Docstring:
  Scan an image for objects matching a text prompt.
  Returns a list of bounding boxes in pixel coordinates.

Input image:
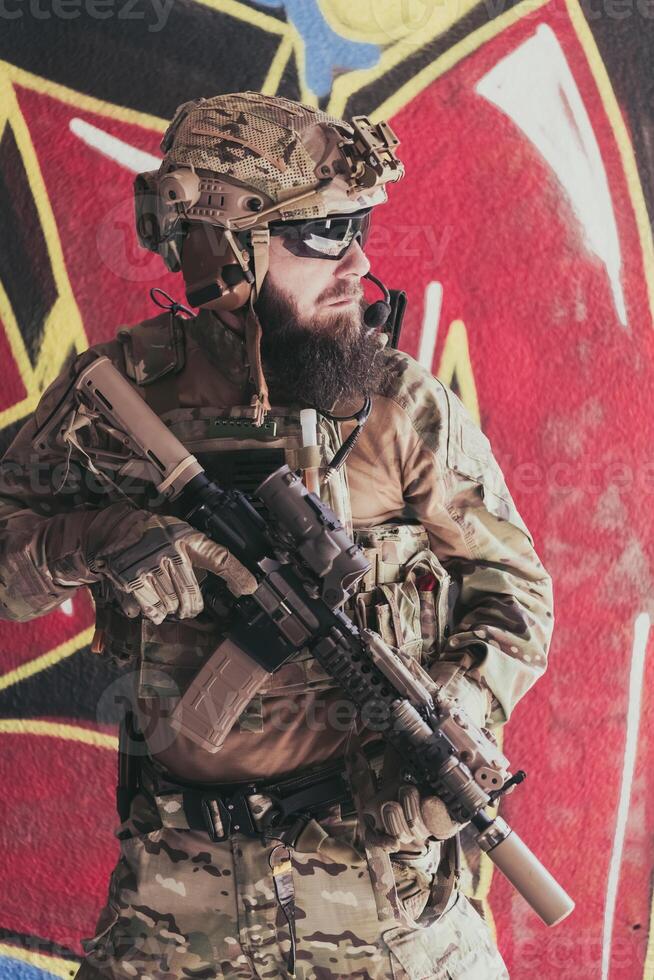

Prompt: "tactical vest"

[98,312,452,721]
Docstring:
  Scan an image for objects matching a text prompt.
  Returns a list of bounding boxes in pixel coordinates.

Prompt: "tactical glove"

[42,501,257,624]
[363,670,492,854]
[363,750,463,855]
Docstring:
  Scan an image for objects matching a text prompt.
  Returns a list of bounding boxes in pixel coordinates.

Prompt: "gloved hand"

[43,501,257,624]
[362,749,463,856]
[363,670,492,855]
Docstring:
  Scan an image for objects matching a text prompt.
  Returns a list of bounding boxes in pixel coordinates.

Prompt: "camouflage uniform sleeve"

[0,348,116,622]
[401,374,554,727]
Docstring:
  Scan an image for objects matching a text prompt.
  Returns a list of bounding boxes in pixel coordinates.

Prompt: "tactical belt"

[140,754,362,845]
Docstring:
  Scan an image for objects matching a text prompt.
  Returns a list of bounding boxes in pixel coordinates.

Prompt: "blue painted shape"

[254,0,379,98]
[0,954,76,980]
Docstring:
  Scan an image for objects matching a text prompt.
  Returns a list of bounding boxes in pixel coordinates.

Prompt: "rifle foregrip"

[171,637,271,753]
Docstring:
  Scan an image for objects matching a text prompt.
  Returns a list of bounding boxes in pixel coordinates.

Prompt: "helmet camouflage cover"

[135,92,405,272]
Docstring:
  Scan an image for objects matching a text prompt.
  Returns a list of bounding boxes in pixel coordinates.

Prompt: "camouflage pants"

[75,783,508,980]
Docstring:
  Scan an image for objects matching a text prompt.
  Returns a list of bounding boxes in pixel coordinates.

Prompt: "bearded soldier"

[0,93,554,979]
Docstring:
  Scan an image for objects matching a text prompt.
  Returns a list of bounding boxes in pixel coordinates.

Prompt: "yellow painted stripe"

[262,33,295,98]
[0,264,34,398]
[269,21,318,108]
[192,0,318,102]
[564,0,654,326]
[5,80,89,366]
[2,60,167,133]
[295,33,320,108]
[484,890,498,945]
[0,393,39,433]
[436,319,481,424]
[0,718,117,749]
[0,65,89,413]
[368,0,550,124]
[0,74,34,395]
[32,297,84,390]
[189,0,287,36]
[0,944,79,979]
[112,0,316,107]
[0,626,94,693]
[327,0,481,117]
[320,0,480,47]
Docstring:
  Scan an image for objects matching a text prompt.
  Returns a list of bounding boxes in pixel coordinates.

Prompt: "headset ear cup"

[161,236,183,274]
[134,172,162,252]
[185,272,251,312]
[180,224,253,311]
[222,264,246,287]
[136,212,161,250]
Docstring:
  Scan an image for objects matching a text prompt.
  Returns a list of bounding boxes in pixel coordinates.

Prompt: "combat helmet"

[134,92,404,421]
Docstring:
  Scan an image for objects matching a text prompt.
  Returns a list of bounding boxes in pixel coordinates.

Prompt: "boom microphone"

[363,271,392,327]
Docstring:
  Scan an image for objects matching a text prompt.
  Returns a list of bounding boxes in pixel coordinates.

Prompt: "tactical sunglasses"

[269,209,372,260]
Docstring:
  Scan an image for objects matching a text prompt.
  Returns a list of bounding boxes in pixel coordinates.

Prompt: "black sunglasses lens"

[272,212,372,259]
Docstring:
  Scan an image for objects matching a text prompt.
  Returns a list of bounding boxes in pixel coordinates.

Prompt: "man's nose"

[335,238,370,279]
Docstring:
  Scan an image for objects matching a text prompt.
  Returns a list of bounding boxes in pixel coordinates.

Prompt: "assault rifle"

[36,355,574,927]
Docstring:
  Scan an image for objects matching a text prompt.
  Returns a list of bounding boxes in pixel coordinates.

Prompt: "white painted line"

[601,611,651,980]
[476,24,627,327]
[69,118,161,173]
[417,281,443,370]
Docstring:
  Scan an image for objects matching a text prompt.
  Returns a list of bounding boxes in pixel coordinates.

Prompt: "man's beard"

[256,278,385,411]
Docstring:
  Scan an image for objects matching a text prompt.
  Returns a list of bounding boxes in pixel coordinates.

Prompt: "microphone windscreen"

[364,301,392,328]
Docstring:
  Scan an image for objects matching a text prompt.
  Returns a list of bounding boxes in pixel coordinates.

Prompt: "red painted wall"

[0,2,652,977]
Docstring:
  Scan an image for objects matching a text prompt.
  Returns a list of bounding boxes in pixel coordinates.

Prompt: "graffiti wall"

[0,1,653,977]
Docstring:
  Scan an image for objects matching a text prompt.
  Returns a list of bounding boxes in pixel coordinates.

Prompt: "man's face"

[265,232,371,330]
[256,235,385,411]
